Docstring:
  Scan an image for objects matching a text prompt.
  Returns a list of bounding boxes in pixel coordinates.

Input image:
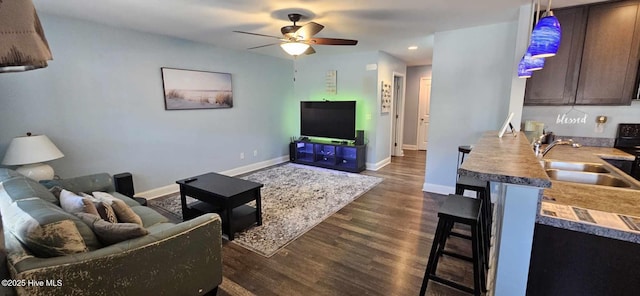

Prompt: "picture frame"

[381,81,391,113]
[161,67,233,110]
[498,112,515,138]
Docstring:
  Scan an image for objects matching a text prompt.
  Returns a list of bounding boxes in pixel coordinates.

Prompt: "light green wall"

[292,51,406,168]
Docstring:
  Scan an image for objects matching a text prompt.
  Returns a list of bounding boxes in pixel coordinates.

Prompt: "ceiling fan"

[233,13,358,56]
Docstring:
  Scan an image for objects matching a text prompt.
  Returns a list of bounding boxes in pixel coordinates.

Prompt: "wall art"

[161,67,233,110]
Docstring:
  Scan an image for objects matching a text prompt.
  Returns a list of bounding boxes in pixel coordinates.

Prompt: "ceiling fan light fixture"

[280,42,310,56]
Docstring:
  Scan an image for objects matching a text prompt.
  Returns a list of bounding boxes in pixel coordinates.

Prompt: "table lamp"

[2,133,64,181]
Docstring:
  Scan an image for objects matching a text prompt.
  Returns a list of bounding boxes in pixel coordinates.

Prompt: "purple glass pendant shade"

[529,14,562,58]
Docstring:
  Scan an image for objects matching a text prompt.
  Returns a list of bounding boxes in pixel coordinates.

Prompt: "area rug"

[151,163,383,257]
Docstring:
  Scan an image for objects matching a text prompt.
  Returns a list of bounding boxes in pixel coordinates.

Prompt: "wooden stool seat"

[457,175,488,189]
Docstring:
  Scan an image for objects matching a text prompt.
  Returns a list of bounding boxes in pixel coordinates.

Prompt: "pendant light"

[528,0,561,58]
[518,0,552,78]
[518,55,546,78]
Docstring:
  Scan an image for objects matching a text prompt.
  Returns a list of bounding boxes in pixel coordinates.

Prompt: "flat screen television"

[300,101,356,140]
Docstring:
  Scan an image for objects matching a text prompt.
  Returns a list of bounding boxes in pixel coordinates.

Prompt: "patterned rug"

[151,163,383,257]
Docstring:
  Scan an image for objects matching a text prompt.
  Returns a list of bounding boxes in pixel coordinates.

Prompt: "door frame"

[390,72,406,157]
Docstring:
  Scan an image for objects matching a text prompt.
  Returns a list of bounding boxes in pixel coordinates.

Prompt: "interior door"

[417,77,431,150]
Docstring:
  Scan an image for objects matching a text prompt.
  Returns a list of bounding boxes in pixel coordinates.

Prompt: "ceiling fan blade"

[304,46,316,55]
[294,22,324,40]
[233,30,282,40]
[247,43,279,50]
[308,38,358,45]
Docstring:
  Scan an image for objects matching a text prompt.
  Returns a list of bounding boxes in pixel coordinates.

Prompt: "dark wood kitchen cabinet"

[576,0,640,105]
[524,7,587,105]
[524,0,640,106]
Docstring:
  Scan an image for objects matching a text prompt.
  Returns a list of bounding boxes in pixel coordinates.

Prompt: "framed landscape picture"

[161,67,233,110]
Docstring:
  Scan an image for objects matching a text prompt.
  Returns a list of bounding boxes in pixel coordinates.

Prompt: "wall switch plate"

[253,150,258,157]
[240,152,244,159]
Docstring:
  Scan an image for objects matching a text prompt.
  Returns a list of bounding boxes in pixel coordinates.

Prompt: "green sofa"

[0,168,222,296]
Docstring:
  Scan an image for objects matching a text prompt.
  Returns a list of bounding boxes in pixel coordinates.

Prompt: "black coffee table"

[176,172,263,240]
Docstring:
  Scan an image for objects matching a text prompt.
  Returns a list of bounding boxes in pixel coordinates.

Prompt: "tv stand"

[290,139,366,173]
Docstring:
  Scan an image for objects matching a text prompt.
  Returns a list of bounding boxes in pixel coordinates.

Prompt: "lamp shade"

[2,134,64,166]
[529,13,561,59]
[280,42,310,56]
[0,0,53,73]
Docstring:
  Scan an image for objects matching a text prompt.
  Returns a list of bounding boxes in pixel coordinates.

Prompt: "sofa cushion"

[95,201,118,223]
[6,198,89,257]
[92,192,143,226]
[75,213,149,245]
[0,168,21,182]
[59,189,100,216]
[4,197,103,252]
[1,177,58,204]
[131,206,170,228]
[39,173,114,195]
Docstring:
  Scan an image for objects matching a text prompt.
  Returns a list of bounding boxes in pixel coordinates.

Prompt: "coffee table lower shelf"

[184,201,258,237]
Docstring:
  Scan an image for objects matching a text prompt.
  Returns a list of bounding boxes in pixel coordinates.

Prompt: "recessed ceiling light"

[408,46,418,50]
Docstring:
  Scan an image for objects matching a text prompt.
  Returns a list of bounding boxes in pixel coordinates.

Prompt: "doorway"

[417,77,431,150]
[391,73,406,157]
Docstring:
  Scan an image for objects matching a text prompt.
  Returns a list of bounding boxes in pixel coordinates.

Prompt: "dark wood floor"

[216,150,476,296]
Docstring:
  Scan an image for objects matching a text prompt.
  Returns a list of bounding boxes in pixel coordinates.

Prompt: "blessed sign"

[556,113,588,125]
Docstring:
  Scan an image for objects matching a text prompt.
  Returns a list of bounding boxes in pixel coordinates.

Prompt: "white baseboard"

[403,144,418,150]
[220,155,289,177]
[134,184,179,200]
[136,155,290,200]
[366,157,391,171]
[423,182,455,195]
[423,182,477,198]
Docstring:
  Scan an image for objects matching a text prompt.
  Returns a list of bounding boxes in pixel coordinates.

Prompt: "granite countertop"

[536,145,640,243]
[458,131,552,188]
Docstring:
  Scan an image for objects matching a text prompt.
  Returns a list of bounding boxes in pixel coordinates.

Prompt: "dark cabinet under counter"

[527,224,640,295]
[604,158,634,175]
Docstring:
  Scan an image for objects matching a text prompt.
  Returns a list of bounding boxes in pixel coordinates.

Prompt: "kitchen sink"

[545,169,632,188]
[541,160,610,173]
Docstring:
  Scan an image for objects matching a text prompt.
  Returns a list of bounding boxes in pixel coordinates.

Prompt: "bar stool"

[456,176,492,267]
[420,194,486,296]
[455,145,492,269]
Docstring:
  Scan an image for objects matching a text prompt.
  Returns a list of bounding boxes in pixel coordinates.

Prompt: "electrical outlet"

[240,152,244,159]
[253,150,258,157]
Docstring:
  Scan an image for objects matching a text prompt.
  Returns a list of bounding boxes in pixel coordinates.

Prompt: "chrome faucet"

[539,138,582,157]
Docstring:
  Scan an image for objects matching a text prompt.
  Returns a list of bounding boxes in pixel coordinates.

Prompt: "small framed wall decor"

[381,81,391,113]
[326,70,337,95]
[161,67,233,110]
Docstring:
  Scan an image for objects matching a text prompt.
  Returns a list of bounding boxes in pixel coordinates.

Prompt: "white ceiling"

[32,0,606,66]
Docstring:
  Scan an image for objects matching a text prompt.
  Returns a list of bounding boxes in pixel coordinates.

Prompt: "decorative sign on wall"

[381,81,391,113]
[325,70,337,95]
[556,107,588,124]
